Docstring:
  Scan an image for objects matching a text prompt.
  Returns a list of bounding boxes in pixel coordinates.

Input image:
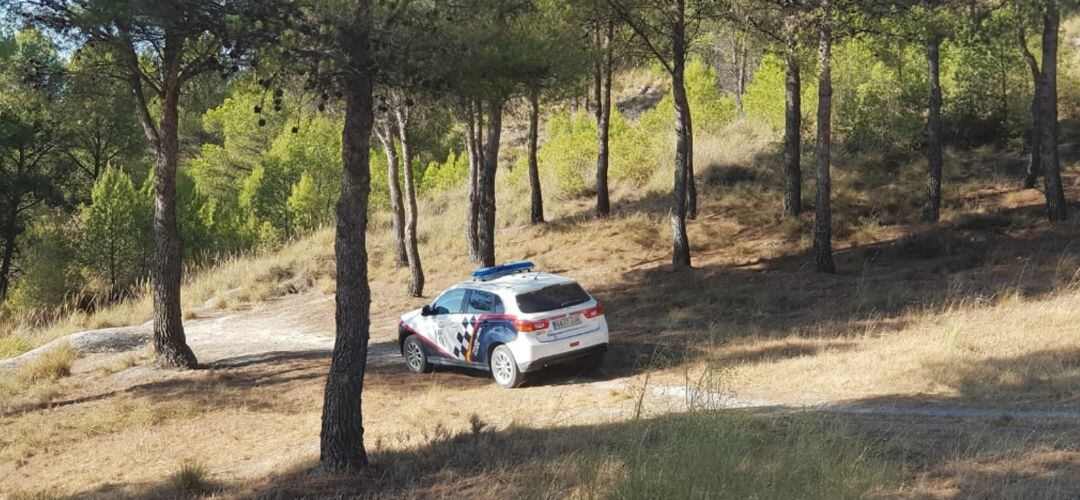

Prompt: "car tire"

[403,335,431,373]
[490,345,524,389]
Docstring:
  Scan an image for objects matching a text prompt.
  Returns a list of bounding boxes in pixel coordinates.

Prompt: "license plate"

[551,315,582,330]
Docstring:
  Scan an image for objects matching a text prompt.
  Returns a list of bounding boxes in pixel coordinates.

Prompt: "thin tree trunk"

[671,2,692,267]
[528,89,544,224]
[465,99,482,263]
[320,10,375,471]
[733,36,745,114]
[814,1,836,274]
[1040,0,1068,221]
[395,106,424,297]
[783,50,802,217]
[1018,7,1043,189]
[685,133,697,220]
[922,35,944,223]
[377,123,407,267]
[594,24,603,124]
[477,98,503,267]
[0,206,16,301]
[596,20,614,218]
[1026,83,1043,188]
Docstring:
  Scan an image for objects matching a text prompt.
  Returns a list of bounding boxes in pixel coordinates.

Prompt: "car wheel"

[490,345,524,389]
[403,335,430,373]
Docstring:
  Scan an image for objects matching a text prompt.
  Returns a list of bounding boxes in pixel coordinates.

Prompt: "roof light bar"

[472,261,535,281]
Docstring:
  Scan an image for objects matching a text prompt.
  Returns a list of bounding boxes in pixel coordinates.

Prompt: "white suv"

[398,262,609,388]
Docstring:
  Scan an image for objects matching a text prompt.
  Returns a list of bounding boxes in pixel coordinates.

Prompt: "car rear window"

[516,283,591,313]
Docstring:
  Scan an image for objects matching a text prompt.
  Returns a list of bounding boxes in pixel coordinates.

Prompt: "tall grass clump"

[602,412,898,500]
[170,459,213,496]
[17,341,78,383]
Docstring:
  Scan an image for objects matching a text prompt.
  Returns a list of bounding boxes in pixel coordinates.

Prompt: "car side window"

[432,289,467,315]
[465,290,504,314]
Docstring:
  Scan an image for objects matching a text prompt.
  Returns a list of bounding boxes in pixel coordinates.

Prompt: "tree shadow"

[63,404,1080,499]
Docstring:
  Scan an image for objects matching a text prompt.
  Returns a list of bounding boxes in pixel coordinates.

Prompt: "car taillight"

[584,302,604,319]
[514,319,550,332]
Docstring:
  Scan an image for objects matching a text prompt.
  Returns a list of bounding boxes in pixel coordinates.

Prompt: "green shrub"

[594,412,896,500]
[420,150,469,195]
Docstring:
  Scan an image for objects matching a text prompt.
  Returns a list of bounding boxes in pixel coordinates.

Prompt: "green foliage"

[832,39,926,151]
[239,161,297,242]
[79,166,152,295]
[744,54,819,133]
[287,171,324,233]
[7,209,83,310]
[642,58,738,136]
[268,114,341,218]
[538,111,598,198]
[419,150,469,195]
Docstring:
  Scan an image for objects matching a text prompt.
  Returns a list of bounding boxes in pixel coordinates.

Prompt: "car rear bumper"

[519,343,607,373]
[505,318,608,373]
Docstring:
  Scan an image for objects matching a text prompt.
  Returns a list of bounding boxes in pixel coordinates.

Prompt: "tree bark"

[1026,82,1043,188]
[1040,0,1068,221]
[320,5,375,471]
[0,204,17,302]
[465,100,483,263]
[1018,8,1043,190]
[813,1,835,274]
[477,98,503,267]
[376,122,407,267]
[528,89,544,224]
[126,33,196,369]
[593,24,603,124]
[395,105,424,297]
[922,35,944,223]
[596,20,614,218]
[671,2,692,267]
[783,50,802,217]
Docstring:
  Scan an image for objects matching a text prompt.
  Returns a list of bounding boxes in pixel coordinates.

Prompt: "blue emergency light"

[472,261,535,281]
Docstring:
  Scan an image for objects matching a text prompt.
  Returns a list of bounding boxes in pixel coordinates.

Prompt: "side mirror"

[421,304,434,316]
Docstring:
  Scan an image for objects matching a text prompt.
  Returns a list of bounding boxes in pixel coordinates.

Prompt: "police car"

[398,261,608,388]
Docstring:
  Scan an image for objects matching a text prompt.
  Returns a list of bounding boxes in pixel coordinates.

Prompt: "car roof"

[451,271,577,296]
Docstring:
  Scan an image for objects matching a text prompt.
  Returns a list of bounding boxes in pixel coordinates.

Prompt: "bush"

[420,150,469,195]
[18,341,77,383]
[705,164,758,187]
[170,459,212,495]
[7,209,83,310]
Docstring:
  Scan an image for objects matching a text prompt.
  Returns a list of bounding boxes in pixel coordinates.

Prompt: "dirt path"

[7,291,1079,423]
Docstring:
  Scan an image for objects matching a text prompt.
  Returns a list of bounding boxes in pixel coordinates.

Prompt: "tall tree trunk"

[922,35,944,223]
[477,98,503,267]
[814,1,836,274]
[465,99,483,263]
[1018,7,1043,189]
[0,205,16,302]
[594,24,603,124]
[395,106,424,297]
[1040,0,1068,221]
[596,20,614,218]
[671,3,692,267]
[131,33,196,369]
[1026,82,1043,188]
[320,11,375,471]
[685,135,697,220]
[783,49,802,217]
[733,36,746,114]
[528,89,544,224]
[377,123,407,267]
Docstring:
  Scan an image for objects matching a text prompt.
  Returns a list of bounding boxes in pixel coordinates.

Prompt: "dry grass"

[3,96,1080,497]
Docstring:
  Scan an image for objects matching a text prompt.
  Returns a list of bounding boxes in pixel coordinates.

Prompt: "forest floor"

[4,125,1080,497]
